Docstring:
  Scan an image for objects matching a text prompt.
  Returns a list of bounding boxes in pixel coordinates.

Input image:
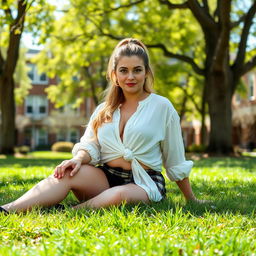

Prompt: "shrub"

[186,144,207,153]
[14,145,30,154]
[51,141,74,152]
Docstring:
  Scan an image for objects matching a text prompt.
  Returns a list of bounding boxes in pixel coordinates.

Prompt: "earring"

[116,80,119,86]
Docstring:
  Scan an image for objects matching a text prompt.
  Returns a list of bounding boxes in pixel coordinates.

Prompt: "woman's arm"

[175,178,196,201]
[54,150,91,179]
[176,178,209,203]
[73,149,91,164]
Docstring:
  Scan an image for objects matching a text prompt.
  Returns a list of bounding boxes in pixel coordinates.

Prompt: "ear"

[111,70,119,86]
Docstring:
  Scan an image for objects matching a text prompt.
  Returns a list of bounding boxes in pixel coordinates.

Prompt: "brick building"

[13,50,256,151]
[15,49,95,150]
[232,71,256,150]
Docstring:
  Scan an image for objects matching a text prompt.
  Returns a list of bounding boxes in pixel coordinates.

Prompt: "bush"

[14,145,30,154]
[186,144,207,153]
[51,141,74,152]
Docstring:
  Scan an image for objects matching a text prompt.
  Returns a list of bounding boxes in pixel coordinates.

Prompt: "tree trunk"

[0,0,27,154]
[200,83,207,145]
[206,70,234,155]
[0,75,15,154]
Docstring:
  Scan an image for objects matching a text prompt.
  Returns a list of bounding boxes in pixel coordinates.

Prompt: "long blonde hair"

[92,38,154,135]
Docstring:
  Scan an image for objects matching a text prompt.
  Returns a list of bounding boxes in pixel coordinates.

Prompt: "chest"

[119,105,138,141]
[97,104,165,146]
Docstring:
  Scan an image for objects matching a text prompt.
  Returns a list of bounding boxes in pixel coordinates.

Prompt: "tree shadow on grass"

[100,177,256,218]
[1,182,255,217]
[192,156,256,171]
[1,175,255,216]
[0,175,76,207]
[0,157,65,168]
[151,179,256,217]
[1,156,256,217]
[0,175,48,206]
[0,175,43,188]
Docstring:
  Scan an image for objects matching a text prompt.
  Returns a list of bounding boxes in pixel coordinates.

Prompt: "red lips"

[126,83,136,87]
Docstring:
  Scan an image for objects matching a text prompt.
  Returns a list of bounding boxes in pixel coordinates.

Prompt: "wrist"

[185,195,196,201]
[73,150,91,164]
[73,156,83,162]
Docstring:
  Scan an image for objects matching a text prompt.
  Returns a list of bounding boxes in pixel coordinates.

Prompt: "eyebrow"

[118,66,143,69]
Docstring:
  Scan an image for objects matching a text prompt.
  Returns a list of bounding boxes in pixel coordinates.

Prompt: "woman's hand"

[54,158,82,179]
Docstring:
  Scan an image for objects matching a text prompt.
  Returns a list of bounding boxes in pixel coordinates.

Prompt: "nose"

[127,72,135,80]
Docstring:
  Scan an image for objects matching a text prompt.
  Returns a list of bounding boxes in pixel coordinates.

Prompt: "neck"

[123,91,150,104]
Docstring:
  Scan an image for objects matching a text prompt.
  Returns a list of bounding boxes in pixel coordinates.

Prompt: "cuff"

[166,160,193,181]
[72,143,100,165]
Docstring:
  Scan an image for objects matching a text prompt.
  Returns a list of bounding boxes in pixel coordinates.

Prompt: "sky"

[21,0,67,50]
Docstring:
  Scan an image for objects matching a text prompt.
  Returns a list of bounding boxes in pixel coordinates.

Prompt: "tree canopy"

[1,0,256,154]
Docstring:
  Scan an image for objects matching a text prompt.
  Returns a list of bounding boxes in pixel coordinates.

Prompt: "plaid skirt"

[98,164,166,198]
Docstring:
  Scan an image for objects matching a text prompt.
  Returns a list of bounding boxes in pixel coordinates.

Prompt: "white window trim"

[28,63,48,85]
[25,95,48,119]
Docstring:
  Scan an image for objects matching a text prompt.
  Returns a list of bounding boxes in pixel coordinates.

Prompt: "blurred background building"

[13,50,256,151]
[15,49,95,150]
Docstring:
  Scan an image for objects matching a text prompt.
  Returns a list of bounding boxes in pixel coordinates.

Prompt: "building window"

[57,130,66,142]
[36,128,48,145]
[69,129,78,143]
[27,63,48,85]
[39,106,46,114]
[57,104,80,115]
[25,95,48,119]
[26,106,33,113]
[28,64,35,81]
[24,128,32,146]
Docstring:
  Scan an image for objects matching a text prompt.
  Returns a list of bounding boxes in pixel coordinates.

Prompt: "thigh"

[110,183,150,204]
[68,164,110,202]
[82,183,149,208]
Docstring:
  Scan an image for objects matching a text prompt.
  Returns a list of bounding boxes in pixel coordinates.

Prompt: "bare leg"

[2,165,109,212]
[74,183,149,209]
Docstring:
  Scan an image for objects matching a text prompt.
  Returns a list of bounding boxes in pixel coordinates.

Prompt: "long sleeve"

[160,110,193,181]
[72,104,104,165]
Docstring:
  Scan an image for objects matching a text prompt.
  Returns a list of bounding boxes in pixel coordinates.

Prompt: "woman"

[1,38,201,213]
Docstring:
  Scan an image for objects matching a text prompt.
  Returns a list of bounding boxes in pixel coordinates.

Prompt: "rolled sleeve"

[71,104,104,165]
[165,160,193,181]
[72,141,100,166]
[161,110,193,181]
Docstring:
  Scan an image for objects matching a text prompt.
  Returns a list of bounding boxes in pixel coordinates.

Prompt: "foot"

[0,206,9,214]
[43,204,66,213]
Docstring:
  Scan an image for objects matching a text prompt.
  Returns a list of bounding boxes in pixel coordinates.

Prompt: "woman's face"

[115,55,147,97]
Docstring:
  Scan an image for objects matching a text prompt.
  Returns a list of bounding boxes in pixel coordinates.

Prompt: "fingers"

[53,159,81,179]
[70,163,80,177]
[54,160,72,179]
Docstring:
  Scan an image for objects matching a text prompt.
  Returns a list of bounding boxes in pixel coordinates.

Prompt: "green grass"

[0,152,256,255]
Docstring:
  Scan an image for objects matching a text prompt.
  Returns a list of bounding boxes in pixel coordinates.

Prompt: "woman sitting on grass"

[1,38,202,214]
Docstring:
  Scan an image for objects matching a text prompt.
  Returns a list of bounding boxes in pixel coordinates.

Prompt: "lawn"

[0,152,255,255]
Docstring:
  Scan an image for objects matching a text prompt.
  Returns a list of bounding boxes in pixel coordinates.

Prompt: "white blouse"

[72,93,193,202]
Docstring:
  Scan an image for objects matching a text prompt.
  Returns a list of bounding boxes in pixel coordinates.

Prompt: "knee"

[111,186,130,203]
[49,170,73,182]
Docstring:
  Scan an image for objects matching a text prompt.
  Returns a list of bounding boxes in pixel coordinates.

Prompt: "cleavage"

[119,105,138,142]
